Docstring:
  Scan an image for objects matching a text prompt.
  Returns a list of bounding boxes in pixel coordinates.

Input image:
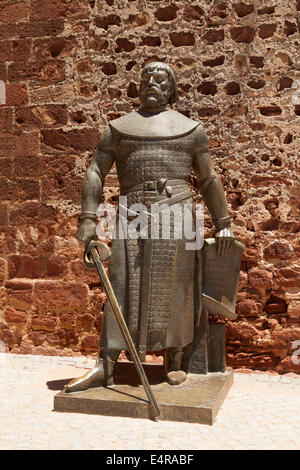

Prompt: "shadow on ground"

[46,362,166,391]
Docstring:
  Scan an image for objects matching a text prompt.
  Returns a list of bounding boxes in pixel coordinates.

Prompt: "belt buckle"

[144,181,156,192]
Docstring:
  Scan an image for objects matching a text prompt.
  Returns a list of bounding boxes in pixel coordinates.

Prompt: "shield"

[201,238,245,320]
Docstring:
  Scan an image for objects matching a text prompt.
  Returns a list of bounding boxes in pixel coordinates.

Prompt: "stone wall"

[0,0,299,373]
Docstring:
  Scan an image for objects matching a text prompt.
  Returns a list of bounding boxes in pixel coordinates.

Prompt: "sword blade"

[89,244,160,418]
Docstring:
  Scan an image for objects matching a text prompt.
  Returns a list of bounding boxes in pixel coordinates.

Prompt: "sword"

[84,239,160,419]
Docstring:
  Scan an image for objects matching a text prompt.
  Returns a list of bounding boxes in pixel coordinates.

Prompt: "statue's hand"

[76,219,97,245]
[215,226,235,256]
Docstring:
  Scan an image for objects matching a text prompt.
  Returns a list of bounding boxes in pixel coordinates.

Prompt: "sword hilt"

[84,240,111,268]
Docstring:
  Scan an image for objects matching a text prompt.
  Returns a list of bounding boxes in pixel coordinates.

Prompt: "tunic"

[99,114,203,353]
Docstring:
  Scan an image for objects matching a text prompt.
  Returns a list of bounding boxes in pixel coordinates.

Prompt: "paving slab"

[0,353,299,450]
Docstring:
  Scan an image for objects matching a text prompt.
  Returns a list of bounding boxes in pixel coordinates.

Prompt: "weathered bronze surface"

[83,240,160,418]
[55,364,233,425]
[64,62,240,404]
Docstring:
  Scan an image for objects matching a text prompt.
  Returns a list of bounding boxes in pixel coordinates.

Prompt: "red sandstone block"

[15,104,68,129]
[0,324,21,348]
[76,313,95,332]
[13,155,41,178]
[4,306,27,323]
[70,259,100,284]
[8,255,47,279]
[183,5,204,21]
[10,202,58,226]
[0,39,31,63]
[46,255,69,278]
[242,247,261,262]
[236,299,260,317]
[0,227,17,255]
[28,331,47,346]
[41,128,99,152]
[259,23,277,39]
[5,279,33,309]
[170,32,195,47]
[30,0,89,21]
[4,84,28,106]
[41,176,82,204]
[8,60,66,86]
[264,241,294,260]
[43,329,79,348]
[0,24,17,41]
[0,108,13,130]
[0,41,12,63]
[275,266,300,288]
[202,29,224,44]
[89,290,106,314]
[127,12,149,28]
[59,313,76,330]
[0,1,28,24]
[18,19,65,38]
[18,235,55,258]
[29,0,66,21]
[76,58,93,75]
[80,333,99,350]
[227,321,262,340]
[94,14,121,30]
[233,2,254,17]
[226,353,277,370]
[154,5,178,22]
[43,330,66,347]
[230,26,255,43]
[248,269,273,288]
[33,37,78,60]
[0,205,8,225]
[272,328,300,342]
[0,64,6,82]
[31,316,57,332]
[0,158,13,177]
[0,132,40,157]
[0,258,6,281]
[287,301,300,317]
[40,155,76,178]
[8,253,68,279]
[280,356,300,374]
[34,281,88,310]
[0,179,40,201]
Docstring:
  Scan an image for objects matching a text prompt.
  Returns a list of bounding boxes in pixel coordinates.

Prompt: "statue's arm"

[76,126,116,244]
[192,126,234,255]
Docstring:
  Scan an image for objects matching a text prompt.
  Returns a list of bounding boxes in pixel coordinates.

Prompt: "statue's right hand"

[76,219,97,245]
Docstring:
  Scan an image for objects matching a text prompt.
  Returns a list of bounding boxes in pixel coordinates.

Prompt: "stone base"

[53,363,233,425]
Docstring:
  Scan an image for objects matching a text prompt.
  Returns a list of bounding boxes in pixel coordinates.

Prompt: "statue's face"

[139,66,173,110]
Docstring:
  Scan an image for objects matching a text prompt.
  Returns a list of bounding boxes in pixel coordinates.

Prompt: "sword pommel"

[84,240,111,268]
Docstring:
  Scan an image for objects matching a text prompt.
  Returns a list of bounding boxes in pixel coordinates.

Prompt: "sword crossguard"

[84,240,111,268]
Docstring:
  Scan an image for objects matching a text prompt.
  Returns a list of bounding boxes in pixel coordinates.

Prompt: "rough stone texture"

[0,0,299,373]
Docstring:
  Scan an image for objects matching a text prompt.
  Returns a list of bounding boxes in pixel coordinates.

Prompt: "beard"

[140,87,168,108]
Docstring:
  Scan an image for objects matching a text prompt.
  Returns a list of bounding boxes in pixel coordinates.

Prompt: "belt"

[121,178,189,197]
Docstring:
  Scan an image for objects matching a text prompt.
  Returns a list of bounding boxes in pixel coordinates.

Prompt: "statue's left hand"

[215,226,235,256]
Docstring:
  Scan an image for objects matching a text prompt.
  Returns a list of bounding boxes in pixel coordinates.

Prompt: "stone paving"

[0,353,299,450]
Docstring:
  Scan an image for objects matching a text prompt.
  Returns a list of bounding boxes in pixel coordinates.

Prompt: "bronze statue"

[65,62,235,393]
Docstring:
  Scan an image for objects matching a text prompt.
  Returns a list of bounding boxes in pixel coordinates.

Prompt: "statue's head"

[139,62,179,111]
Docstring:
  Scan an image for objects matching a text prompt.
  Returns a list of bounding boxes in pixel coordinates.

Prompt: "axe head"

[201,238,245,319]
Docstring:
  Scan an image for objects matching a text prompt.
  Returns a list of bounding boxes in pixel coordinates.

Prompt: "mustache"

[140,86,160,96]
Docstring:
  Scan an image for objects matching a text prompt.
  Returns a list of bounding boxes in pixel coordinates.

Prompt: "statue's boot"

[165,348,186,386]
[64,350,119,393]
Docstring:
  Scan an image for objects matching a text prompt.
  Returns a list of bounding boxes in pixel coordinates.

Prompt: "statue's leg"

[165,347,187,385]
[64,349,120,393]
